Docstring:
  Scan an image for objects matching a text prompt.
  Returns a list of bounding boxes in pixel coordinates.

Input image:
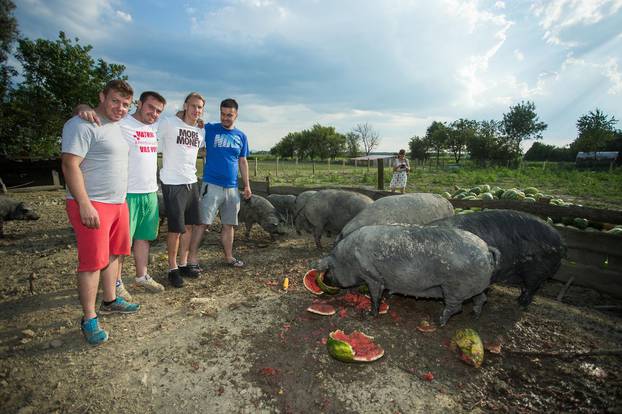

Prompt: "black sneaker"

[179,264,201,279]
[168,269,184,288]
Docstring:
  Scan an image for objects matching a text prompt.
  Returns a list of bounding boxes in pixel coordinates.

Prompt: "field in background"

[228,158,622,209]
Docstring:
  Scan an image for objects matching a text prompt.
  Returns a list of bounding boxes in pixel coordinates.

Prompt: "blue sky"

[12,0,622,152]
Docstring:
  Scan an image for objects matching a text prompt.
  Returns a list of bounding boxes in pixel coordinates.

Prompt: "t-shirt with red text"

[157,116,205,185]
[120,115,159,193]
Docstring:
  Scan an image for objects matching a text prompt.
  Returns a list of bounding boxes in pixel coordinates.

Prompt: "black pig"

[431,210,565,306]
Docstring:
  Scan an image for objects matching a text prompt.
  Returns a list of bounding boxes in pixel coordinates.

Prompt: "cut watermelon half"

[327,330,384,362]
[303,269,323,295]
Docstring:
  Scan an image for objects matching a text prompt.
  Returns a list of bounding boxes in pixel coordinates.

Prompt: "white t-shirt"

[120,115,159,193]
[158,116,205,185]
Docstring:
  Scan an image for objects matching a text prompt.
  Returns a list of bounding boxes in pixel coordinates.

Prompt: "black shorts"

[161,183,201,233]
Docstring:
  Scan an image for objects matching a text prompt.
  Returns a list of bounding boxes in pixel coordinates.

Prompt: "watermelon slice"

[327,330,384,362]
[303,269,323,295]
[306,303,336,316]
[341,292,389,314]
[416,320,437,333]
[316,272,340,295]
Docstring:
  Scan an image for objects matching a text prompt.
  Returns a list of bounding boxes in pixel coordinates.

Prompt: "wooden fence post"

[328,158,331,172]
[254,157,258,176]
[266,175,271,194]
[276,157,279,177]
[342,159,346,171]
[377,158,384,190]
[312,161,316,175]
[52,170,61,187]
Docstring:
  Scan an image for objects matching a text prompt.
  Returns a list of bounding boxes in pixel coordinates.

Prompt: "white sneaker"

[134,276,165,293]
[115,282,133,302]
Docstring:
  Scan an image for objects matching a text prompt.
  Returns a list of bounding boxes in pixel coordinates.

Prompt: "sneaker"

[135,276,165,293]
[179,264,201,278]
[81,316,108,346]
[116,282,133,302]
[99,297,140,314]
[168,268,184,288]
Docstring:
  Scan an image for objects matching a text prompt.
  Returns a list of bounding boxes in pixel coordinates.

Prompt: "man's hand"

[75,104,101,126]
[79,201,100,229]
[243,186,252,200]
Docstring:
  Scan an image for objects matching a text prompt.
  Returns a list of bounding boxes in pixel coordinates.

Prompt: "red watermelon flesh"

[307,303,336,315]
[342,292,389,314]
[330,330,384,362]
[303,269,323,295]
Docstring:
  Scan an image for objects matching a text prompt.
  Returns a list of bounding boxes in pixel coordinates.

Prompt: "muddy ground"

[0,190,621,413]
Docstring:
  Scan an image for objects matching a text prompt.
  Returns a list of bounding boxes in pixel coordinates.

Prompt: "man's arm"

[238,157,252,199]
[61,153,100,228]
[74,104,101,126]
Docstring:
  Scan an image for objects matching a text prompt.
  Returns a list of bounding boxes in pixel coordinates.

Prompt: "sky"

[11,0,622,152]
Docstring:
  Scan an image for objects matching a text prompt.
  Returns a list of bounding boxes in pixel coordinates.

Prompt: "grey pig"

[267,194,296,226]
[317,224,500,326]
[238,194,287,241]
[0,196,40,237]
[431,210,565,307]
[336,193,454,242]
[297,189,373,248]
[293,190,316,235]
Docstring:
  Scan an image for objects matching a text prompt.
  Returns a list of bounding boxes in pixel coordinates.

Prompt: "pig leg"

[365,278,385,317]
[471,292,487,319]
[313,227,324,249]
[439,286,464,326]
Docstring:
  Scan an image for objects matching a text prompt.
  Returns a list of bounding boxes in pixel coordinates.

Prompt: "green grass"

[239,159,622,209]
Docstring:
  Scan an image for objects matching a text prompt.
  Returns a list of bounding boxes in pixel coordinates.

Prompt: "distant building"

[575,151,620,167]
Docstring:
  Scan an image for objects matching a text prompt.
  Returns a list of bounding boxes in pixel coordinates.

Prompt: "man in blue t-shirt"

[188,98,252,268]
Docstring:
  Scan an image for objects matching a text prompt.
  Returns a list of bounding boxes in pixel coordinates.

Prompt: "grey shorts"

[199,183,240,225]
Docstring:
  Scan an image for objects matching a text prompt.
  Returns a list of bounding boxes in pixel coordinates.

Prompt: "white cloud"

[514,49,524,61]
[531,0,622,46]
[115,10,132,22]
[495,1,506,9]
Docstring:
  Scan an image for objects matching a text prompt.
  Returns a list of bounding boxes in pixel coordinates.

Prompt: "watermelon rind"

[450,328,484,368]
[303,270,323,295]
[316,272,340,295]
[307,303,336,316]
[327,330,384,363]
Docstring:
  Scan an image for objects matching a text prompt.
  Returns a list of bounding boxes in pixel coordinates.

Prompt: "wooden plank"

[556,226,622,259]
[450,199,622,225]
[10,185,63,193]
[553,261,622,299]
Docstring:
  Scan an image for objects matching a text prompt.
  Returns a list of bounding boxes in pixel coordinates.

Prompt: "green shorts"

[126,192,159,241]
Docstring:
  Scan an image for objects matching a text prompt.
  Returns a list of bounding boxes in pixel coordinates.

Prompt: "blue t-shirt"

[202,123,250,188]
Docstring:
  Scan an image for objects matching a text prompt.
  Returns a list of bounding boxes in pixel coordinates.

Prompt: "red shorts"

[66,199,131,272]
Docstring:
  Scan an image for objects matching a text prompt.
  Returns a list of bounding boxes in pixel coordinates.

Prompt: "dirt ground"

[1,190,621,414]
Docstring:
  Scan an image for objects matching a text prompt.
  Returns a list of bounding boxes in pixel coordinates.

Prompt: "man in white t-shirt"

[77,91,168,298]
[158,92,206,288]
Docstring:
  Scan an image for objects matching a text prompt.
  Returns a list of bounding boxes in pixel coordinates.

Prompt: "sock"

[136,275,148,283]
[115,279,122,288]
[179,263,187,268]
[169,267,178,272]
[103,299,116,306]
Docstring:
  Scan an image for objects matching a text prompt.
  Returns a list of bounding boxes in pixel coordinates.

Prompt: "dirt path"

[1,190,621,413]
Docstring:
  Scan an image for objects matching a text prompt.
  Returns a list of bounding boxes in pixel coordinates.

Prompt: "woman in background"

[389,149,410,193]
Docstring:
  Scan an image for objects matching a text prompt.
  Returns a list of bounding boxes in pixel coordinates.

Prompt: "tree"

[0,31,127,158]
[408,135,430,161]
[352,123,380,156]
[425,121,448,166]
[270,132,300,158]
[345,131,360,158]
[269,124,345,160]
[571,108,619,152]
[500,101,547,160]
[467,120,502,166]
[524,142,574,162]
[0,0,18,143]
[447,118,477,164]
